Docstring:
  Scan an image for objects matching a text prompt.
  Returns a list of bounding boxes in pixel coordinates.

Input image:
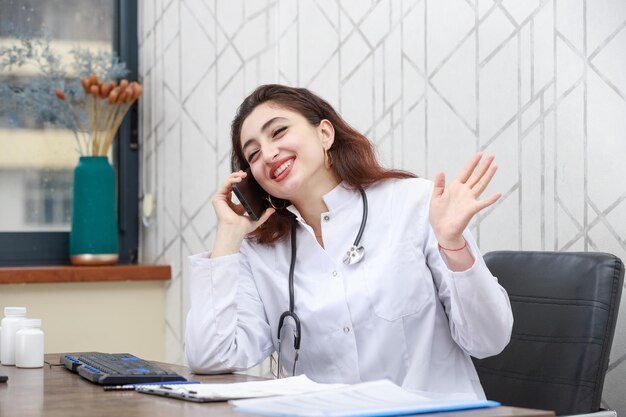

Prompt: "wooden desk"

[0,354,555,417]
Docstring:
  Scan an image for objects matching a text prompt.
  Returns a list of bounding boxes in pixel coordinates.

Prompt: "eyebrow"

[241,117,288,154]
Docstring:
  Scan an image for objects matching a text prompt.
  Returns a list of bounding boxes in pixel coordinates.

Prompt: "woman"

[185,84,513,400]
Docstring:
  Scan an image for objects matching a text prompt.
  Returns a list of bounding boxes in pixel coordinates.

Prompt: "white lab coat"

[185,178,513,399]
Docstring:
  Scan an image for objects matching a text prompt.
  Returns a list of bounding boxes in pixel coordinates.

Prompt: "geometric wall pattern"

[138,0,626,411]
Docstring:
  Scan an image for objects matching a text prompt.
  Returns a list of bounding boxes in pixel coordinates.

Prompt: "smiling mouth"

[271,158,294,179]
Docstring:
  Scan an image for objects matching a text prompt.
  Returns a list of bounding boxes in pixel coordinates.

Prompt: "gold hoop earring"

[267,194,287,210]
[324,147,333,168]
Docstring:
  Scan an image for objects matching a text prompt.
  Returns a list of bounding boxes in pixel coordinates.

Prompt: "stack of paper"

[136,375,346,402]
[230,379,500,417]
[137,375,500,416]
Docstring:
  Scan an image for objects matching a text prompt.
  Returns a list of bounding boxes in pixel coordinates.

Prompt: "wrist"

[436,234,466,251]
[211,224,247,258]
[216,221,248,236]
[438,238,467,252]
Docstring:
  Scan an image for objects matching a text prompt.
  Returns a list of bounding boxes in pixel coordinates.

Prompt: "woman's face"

[239,102,336,201]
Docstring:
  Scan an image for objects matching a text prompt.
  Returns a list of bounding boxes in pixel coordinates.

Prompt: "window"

[0,0,138,266]
[23,170,73,227]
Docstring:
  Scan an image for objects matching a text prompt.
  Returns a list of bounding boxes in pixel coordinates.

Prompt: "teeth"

[273,160,292,177]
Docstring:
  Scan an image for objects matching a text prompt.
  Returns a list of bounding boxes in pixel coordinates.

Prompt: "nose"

[261,141,279,163]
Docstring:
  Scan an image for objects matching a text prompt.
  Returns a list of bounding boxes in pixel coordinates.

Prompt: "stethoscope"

[275,188,368,378]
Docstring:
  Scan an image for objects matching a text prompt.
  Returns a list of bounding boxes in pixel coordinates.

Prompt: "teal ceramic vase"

[69,156,118,265]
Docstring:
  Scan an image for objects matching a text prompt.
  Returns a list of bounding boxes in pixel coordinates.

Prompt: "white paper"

[136,375,346,402]
[230,379,500,417]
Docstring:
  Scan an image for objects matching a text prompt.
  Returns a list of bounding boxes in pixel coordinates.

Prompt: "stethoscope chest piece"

[343,245,365,265]
[342,189,368,266]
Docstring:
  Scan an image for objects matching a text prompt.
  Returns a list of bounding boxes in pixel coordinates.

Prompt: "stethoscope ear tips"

[343,245,365,265]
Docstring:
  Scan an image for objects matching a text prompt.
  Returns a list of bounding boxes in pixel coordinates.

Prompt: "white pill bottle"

[0,307,27,365]
[16,319,45,368]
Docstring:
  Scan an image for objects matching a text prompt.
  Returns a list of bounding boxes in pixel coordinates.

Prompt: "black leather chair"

[474,251,624,416]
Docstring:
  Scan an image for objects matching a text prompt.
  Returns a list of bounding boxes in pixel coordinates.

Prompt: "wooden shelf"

[0,264,171,284]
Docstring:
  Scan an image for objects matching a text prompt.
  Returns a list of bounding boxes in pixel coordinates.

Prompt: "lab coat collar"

[285,182,360,221]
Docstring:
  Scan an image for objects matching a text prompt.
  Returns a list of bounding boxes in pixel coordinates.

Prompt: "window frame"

[0,0,139,266]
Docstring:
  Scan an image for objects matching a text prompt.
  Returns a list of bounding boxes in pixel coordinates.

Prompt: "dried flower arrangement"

[54,74,143,156]
[0,30,134,155]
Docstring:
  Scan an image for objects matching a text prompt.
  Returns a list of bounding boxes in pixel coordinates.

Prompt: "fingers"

[476,192,502,212]
[433,172,446,197]
[214,171,246,200]
[473,162,498,197]
[466,154,495,188]
[213,171,250,217]
[457,152,483,183]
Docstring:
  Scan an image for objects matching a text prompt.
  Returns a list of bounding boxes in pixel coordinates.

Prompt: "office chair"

[473,251,624,417]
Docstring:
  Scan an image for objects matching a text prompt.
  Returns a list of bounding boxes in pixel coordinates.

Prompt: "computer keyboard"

[61,353,187,385]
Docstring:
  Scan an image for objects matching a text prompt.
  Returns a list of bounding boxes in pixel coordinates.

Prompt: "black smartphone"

[0,375,7,383]
[231,170,267,221]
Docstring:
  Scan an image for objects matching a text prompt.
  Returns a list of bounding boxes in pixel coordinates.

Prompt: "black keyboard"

[61,353,187,385]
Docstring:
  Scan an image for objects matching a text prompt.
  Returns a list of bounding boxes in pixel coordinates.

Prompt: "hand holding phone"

[231,169,267,221]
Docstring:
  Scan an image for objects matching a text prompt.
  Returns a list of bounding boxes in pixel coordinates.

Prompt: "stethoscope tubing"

[276,188,367,378]
[353,189,367,248]
[276,219,301,378]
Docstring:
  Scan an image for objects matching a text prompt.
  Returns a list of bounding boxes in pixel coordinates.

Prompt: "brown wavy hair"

[231,84,415,244]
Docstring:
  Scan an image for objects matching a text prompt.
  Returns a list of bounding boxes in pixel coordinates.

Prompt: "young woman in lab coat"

[185,84,513,400]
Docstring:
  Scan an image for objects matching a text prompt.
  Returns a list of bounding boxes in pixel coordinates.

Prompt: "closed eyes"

[247,150,259,163]
[246,126,289,163]
[272,126,287,137]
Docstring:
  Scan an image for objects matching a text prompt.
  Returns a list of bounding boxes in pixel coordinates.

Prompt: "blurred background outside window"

[0,0,114,231]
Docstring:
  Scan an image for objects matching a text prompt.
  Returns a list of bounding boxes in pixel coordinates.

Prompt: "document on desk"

[135,375,346,402]
[230,379,500,417]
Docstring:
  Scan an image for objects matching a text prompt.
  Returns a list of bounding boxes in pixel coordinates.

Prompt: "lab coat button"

[323,215,330,221]
[332,270,338,277]
[343,326,350,333]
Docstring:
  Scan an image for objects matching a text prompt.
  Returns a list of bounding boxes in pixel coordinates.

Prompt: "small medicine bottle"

[0,307,27,365]
[16,319,44,368]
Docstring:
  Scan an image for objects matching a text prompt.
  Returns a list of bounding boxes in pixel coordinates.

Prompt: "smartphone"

[231,170,267,221]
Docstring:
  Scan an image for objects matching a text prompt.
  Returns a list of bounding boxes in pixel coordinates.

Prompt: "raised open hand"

[429,153,502,249]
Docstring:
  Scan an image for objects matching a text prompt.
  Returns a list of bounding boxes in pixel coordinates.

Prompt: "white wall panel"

[139,0,626,410]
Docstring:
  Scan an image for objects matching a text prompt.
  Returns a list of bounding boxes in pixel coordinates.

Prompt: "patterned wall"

[138,0,626,410]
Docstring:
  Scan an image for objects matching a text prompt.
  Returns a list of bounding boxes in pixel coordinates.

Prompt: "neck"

[294,198,329,232]
[291,178,339,235]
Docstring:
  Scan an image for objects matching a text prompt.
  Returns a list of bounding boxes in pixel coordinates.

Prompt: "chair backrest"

[474,251,624,416]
